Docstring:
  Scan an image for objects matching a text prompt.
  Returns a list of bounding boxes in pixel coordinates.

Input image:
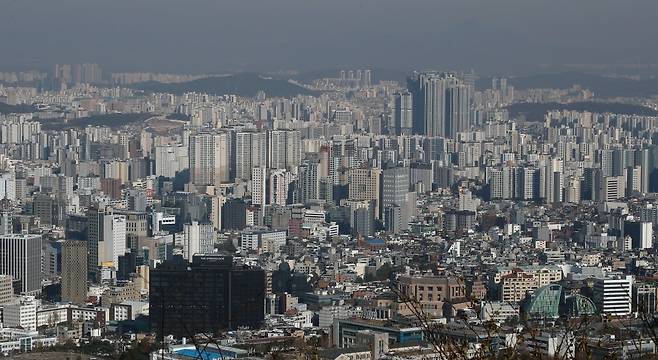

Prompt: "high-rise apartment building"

[251,167,267,207]
[189,132,232,188]
[269,130,301,170]
[154,144,188,178]
[296,162,319,204]
[407,72,470,138]
[0,172,16,201]
[270,169,293,206]
[235,131,267,180]
[182,221,215,261]
[393,91,413,135]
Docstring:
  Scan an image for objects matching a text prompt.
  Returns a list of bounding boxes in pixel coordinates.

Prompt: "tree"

[375,263,393,281]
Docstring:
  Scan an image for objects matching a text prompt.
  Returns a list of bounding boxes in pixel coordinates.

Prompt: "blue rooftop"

[367,238,385,244]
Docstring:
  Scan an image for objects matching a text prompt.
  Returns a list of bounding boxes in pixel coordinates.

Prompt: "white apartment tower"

[269,130,301,170]
[235,131,267,180]
[252,167,267,207]
[189,132,232,187]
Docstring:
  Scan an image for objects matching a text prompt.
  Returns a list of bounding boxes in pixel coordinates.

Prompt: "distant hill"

[478,72,658,98]
[131,73,318,98]
[0,102,37,114]
[38,113,154,130]
[289,68,409,84]
[505,102,658,122]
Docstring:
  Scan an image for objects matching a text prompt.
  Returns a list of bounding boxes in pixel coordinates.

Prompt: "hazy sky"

[1,0,657,75]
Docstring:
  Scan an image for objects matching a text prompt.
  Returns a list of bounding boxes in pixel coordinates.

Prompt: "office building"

[150,255,265,337]
[593,274,633,316]
[240,228,287,254]
[221,199,247,230]
[0,234,42,295]
[623,220,653,249]
[0,274,13,304]
[599,176,626,202]
[3,296,38,331]
[397,276,466,317]
[99,214,126,268]
[524,331,575,359]
[0,212,12,235]
[61,240,88,304]
[0,172,16,201]
[633,283,657,314]
[350,201,376,238]
[348,168,382,219]
[380,166,410,216]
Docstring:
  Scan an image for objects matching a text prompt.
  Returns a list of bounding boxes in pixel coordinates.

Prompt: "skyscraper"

[269,130,301,170]
[446,83,470,139]
[296,162,319,204]
[61,240,88,304]
[86,206,104,282]
[393,91,413,135]
[0,212,11,235]
[407,72,470,138]
[0,234,42,295]
[0,172,16,201]
[252,167,267,208]
[87,206,127,280]
[270,169,293,206]
[189,132,232,188]
[154,144,188,178]
[101,214,126,268]
[235,130,267,181]
[380,166,410,219]
[348,168,382,219]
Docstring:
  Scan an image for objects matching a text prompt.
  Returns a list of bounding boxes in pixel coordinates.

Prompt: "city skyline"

[3,1,658,359]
